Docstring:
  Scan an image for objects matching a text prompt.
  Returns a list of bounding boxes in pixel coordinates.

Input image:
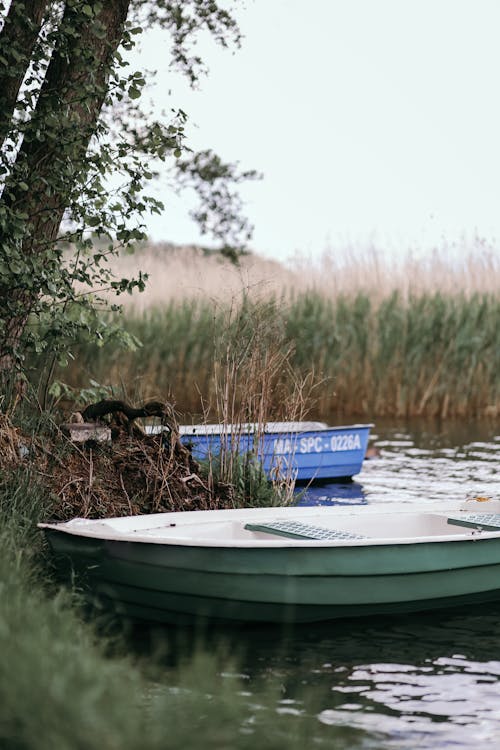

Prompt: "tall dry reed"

[49,290,500,420]
[199,299,318,503]
[95,239,500,310]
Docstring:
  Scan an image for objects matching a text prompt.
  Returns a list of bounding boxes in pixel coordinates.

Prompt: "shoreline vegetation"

[55,243,500,421]
[2,470,357,750]
[2,243,498,748]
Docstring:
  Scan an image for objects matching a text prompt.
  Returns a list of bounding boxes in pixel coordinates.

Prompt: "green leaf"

[9,260,23,274]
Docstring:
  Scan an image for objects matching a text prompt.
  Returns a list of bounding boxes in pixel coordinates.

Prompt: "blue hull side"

[181,425,372,482]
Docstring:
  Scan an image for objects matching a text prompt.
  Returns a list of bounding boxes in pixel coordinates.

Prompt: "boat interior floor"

[123,512,500,544]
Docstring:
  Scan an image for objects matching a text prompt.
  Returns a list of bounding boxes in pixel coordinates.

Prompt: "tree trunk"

[0,0,130,375]
[0,0,50,146]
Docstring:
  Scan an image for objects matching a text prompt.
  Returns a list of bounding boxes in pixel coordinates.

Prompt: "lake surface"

[143,420,500,748]
[299,418,499,508]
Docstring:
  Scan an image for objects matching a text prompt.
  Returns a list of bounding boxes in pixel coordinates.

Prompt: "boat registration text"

[273,433,362,455]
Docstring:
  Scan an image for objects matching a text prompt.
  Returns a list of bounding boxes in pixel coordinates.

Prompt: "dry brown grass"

[59,239,500,422]
[291,241,500,301]
[0,414,21,470]
[3,412,243,521]
[102,239,500,311]
[46,432,228,520]
[107,243,297,310]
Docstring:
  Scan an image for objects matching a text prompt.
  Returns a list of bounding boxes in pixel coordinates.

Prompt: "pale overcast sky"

[134,0,500,261]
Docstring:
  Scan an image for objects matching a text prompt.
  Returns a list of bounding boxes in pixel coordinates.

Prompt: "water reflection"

[225,602,500,748]
[138,601,500,749]
[296,480,366,505]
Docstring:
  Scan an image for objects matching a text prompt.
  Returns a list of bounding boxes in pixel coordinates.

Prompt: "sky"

[133,0,500,262]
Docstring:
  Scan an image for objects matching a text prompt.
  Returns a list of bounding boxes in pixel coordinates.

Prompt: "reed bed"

[98,239,500,310]
[53,291,500,420]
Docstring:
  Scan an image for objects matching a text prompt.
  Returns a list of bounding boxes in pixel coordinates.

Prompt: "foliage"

[54,291,500,419]
[47,376,115,408]
[202,450,295,508]
[0,0,257,383]
[176,150,259,260]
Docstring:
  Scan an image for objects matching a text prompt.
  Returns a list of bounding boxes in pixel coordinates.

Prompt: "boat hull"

[44,528,500,625]
[180,424,372,482]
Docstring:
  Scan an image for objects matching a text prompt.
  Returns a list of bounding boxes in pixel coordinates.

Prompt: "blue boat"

[172,421,373,483]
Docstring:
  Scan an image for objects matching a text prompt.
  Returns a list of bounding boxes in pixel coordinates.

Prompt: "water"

[299,418,499,508]
[143,420,500,748]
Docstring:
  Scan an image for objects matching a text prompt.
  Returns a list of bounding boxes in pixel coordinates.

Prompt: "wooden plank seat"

[244,519,367,540]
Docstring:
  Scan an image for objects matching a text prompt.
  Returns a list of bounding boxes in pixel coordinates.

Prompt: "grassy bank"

[0,467,366,750]
[54,291,500,420]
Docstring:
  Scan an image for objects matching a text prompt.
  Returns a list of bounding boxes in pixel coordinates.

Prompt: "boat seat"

[244,519,367,540]
[447,513,500,531]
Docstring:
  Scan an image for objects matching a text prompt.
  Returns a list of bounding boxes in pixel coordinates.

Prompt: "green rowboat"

[39,501,500,625]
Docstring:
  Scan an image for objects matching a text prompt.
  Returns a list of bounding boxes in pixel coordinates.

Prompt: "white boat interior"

[146,421,373,436]
[39,501,500,548]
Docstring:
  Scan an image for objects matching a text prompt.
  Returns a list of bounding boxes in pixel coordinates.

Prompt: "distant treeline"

[54,291,500,420]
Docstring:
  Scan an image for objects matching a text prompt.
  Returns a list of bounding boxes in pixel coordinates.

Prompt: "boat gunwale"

[151,422,375,436]
[38,514,500,549]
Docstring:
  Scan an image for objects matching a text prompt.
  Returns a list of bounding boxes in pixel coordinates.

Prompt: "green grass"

[0,467,370,750]
[200,451,295,508]
[49,291,500,420]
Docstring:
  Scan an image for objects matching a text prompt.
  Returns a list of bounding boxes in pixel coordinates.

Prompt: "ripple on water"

[255,607,500,748]
[299,420,499,507]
